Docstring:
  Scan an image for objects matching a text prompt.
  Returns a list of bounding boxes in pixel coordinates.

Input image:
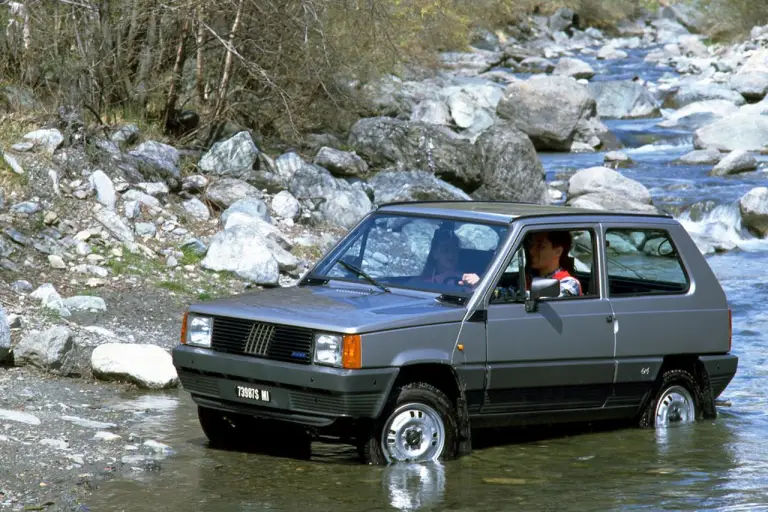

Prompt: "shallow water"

[84,42,768,512]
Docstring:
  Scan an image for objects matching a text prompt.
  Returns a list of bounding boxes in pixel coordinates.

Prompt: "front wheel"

[360,382,458,465]
[638,369,704,428]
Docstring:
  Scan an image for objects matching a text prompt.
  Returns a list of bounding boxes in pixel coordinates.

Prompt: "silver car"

[172,201,738,464]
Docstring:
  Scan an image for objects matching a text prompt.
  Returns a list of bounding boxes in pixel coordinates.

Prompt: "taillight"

[180,311,189,345]
[728,308,732,351]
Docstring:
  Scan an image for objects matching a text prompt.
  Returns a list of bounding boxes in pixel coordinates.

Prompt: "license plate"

[235,385,271,402]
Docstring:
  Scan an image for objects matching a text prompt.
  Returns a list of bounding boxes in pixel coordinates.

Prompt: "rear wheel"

[197,406,312,458]
[639,369,703,428]
[360,382,458,465]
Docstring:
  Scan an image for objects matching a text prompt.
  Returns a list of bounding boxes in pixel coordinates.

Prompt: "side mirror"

[525,278,560,312]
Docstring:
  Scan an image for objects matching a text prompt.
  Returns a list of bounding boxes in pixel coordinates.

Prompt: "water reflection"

[384,463,446,511]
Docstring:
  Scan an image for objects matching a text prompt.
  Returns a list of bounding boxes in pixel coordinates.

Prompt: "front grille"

[211,316,314,364]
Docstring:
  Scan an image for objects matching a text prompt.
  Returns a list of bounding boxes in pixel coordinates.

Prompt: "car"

[171,200,738,464]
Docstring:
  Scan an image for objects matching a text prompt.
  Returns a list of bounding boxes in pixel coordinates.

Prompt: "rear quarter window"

[605,227,690,297]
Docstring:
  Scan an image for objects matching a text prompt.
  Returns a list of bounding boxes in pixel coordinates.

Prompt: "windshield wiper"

[337,260,390,293]
[435,293,468,306]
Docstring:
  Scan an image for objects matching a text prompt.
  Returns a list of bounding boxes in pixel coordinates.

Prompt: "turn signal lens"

[180,311,189,345]
[342,334,362,369]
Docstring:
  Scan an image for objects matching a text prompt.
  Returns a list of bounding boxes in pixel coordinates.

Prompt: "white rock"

[95,209,135,243]
[201,223,281,285]
[63,296,107,312]
[40,438,70,450]
[182,197,210,222]
[60,416,117,429]
[0,306,9,362]
[271,191,300,219]
[91,344,179,389]
[23,128,64,154]
[711,149,758,176]
[0,409,41,425]
[48,255,66,269]
[89,170,116,210]
[93,431,122,442]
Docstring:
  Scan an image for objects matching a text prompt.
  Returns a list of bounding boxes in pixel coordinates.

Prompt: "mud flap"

[456,395,472,457]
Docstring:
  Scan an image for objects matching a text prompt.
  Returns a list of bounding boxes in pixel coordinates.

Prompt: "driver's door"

[481,223,617,417]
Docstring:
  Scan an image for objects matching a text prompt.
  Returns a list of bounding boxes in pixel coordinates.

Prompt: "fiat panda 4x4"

[172,201,738,464]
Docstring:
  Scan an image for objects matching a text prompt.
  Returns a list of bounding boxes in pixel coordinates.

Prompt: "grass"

[292,244,323,262]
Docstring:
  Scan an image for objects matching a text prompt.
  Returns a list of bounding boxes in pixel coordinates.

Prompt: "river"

[82,41,768,512]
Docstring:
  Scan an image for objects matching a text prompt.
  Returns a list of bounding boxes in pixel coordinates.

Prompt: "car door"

[481,222,617,416]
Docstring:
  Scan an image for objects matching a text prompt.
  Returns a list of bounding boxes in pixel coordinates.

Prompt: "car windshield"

[309,212,509,296]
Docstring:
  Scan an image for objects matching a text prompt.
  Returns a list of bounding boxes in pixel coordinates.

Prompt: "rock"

[134,222,156,237]
[3,152,24,175]
[94,431,122,442]
[587,81,660,119]
[597,46,628,60]
[48,255,66,269]
[662,3,706,33]
[410,99,451,125]
[182,175,208,193]
[471,121,548,202]
[0,306,9,362]
[110,124,140,148]
[197,131,259,177]
[740,187,768,237]
[517,57,555,73]
[369,170,471,204]
[313,147,368,177]
[674,149,722,165]
[348,117,481,190]
[89,170,116,210]
[95,209,135,243]
[549,7,575,33]
[0,409,41,425]
[23,128,64,154]
[63,296,107,312]
[566,166,657,213]
[60,416,116,430]
[497,75,607,151]
[275,151,305,180]
[711,150,758,176]
[122,189,161,209]
[553,58,595,80]
[11,280,33,294]
[657,100,739,129]
[317,187,373,230]
[180,238,207,257]
[91,344,178,389]
[13,326,74,370]
[182,197,210,222]
[737,48,768,74]
[693,113,768,152]
[137,182,170,198]
[604,151,633,167]
[223,214,292,251]
[663,82,746,109]
[205,178,262,209]
[271,191,300,220]
[128,141,181,184]
[10,201,40,214]
[221,197,270,225]
[730,72,768,101]
[201,223,281,284]
[652,18,691,43]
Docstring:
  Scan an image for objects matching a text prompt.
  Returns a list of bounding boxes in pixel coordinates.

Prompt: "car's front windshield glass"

[310,212,509,296]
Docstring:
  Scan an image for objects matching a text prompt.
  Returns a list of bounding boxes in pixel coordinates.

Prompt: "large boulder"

[368,170,471,204]
[471,121,549,203]
[201,223,282,285]
[127,141,181,185]
[348,117,481,190]
[663,82,746,109]
[13,326,74,371]
[587,81,660,119]
[693,113,768,152]
[740,187,768,237]
[197,131,259,178]
[566,167,657,213]
[496,75,610,151]
[91,344,178,389]
[730,72,768,101]
[657,100,739,129]
[553,57,596,80]
[0,306,9,363]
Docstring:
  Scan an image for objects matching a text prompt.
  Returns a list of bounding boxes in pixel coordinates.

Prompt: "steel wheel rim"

[381,403,445,463]
[655,385,695,427]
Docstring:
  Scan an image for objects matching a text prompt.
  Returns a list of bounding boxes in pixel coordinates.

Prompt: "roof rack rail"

[376,199,540,208]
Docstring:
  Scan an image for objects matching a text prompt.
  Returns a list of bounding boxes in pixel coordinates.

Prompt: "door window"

[605,228,689,297]
[490,227,599,303]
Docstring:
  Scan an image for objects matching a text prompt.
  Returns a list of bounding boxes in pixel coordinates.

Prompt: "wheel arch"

[651,355,717,419]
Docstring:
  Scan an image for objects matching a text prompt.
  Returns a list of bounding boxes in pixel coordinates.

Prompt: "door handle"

[606,314,614,323]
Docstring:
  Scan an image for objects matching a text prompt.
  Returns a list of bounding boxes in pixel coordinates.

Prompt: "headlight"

[186,315,213,348]
[313,333,362,369]
[314,333,342,366]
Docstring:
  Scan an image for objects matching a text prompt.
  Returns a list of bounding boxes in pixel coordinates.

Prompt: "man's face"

[528,233,562,271]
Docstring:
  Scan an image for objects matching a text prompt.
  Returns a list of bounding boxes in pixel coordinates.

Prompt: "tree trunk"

[135,2,158,110]
[195,6,206,104]
[164,17,191,132]
[213,0,245,121]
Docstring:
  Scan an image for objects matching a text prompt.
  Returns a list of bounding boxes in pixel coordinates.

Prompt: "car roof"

[375,200,673,224]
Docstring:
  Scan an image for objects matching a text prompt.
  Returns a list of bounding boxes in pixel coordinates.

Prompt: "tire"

[197,406,312,458]
[359,382,459,465]
[638,369,704,428]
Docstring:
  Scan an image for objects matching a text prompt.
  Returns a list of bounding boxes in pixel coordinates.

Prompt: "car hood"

[187,284,468,333]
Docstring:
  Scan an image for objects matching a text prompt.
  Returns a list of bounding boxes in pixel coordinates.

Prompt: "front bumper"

[172,345,398,426]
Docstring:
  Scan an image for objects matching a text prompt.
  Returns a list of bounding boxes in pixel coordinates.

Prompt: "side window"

[605,228,689,296]
[491,228,598,302]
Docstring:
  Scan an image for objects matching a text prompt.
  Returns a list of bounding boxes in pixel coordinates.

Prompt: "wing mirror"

[525,278,560,312]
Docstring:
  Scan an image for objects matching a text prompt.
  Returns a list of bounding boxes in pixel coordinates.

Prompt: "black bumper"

[700,354,739,399]
[172,345,398,426]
